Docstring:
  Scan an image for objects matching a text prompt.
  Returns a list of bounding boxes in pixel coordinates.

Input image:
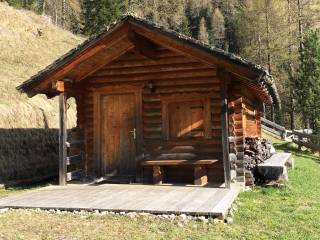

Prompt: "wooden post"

[262,103,266,118]
[271,104,275,122]
[220,72,231,189]
[58,82,67,186]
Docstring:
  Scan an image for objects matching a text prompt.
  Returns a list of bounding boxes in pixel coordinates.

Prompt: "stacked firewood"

[244,137,274,185]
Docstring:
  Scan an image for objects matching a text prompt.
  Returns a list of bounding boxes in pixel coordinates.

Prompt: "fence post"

[297,133,302,150]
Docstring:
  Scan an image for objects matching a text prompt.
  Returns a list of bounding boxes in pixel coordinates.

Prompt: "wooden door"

[100,93,136,176]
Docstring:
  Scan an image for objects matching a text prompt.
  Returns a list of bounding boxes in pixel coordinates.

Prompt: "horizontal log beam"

[261,117,285,131]
[91,68,216,81]
[107,55,198,68]
[98,62,214,76]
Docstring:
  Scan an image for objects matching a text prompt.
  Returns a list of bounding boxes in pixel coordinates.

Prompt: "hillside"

[0,2,83,128]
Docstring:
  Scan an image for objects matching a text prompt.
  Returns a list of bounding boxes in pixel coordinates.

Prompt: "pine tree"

[197,17,209,44]
[211,8,225,48]
[180,15,191,37]
[81,0,124,36]
[294,30,320,132]
[131,0,185,31]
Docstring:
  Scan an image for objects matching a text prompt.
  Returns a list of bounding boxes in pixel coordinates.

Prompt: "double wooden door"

[100,93,137,176]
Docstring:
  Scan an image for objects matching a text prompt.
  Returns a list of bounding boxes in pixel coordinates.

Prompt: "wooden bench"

[257,153,293,182]
[141,159,218,185]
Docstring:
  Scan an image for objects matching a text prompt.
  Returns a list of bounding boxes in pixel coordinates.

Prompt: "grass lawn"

[0,138,319,240]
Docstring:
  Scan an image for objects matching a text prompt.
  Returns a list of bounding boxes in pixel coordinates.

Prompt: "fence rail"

[261,117,320,152]
[261,117,288,139]
[292,130,320,152]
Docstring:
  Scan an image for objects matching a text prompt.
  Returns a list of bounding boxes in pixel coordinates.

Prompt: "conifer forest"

[3,0,320,132]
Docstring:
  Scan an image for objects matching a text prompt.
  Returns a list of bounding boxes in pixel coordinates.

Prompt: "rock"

[100,211,107,216]
[0,208,9,214]
[270,145,276,155]
[179,214,187,221]
[212,218,223,224]
[231,204,238,211]
[228,208,234,217]
[230,169,237,181]
[127,212,137,218]
[139,212,151,216]
[177,222,184,227]
[187,216,193,220]
[225,217,233,224]
[94,210,100,215]
[197,216,208,223]
[229,153,237,164]
[286,157,294,169]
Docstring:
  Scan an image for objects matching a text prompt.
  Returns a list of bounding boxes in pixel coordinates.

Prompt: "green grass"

[0,139,319,239]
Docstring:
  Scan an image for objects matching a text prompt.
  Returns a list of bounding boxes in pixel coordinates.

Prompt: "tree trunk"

[258,31,262,64]
[265,0,272,74]
[61,0,67,28]
[23,0,28,9]
[40,0,46,15]
[297,0,303,50]
[287,0,295,130]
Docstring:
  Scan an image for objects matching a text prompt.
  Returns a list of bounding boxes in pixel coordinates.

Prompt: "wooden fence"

[261,117,288,139]
[292,130,320,152]
[261,117,320,152]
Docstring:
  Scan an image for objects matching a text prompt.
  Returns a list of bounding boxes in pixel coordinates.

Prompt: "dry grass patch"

[0,1,83,128]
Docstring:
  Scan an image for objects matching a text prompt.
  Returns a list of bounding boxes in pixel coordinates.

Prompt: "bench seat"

[141,159,218,166]
[140,159,219,185]
[257,153,293,182]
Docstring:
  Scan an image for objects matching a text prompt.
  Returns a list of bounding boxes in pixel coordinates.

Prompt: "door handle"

[130,128,136,139]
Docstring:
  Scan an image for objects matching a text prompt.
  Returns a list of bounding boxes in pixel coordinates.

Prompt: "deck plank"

[0,184,240,218]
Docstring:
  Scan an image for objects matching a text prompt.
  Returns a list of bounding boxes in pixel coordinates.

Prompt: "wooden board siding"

[242,99,262,138]
[75,46,224,183]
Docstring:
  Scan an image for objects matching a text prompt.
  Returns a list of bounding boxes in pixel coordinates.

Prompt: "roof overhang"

[17,15,280,108]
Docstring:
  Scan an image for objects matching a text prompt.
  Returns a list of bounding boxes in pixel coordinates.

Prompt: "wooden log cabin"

[17,16,280,187]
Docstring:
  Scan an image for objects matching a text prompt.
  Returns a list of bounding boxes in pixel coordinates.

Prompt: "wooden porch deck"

[0,183,241,218]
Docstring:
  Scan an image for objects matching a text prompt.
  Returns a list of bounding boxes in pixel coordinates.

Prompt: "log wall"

[75,47,225,183]
[228,97,245,183]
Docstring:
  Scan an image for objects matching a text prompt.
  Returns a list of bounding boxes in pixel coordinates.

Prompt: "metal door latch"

[130,128,136,139]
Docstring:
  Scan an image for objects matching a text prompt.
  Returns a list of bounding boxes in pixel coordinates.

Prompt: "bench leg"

[194,166,208,186]
[153,166,163,184]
